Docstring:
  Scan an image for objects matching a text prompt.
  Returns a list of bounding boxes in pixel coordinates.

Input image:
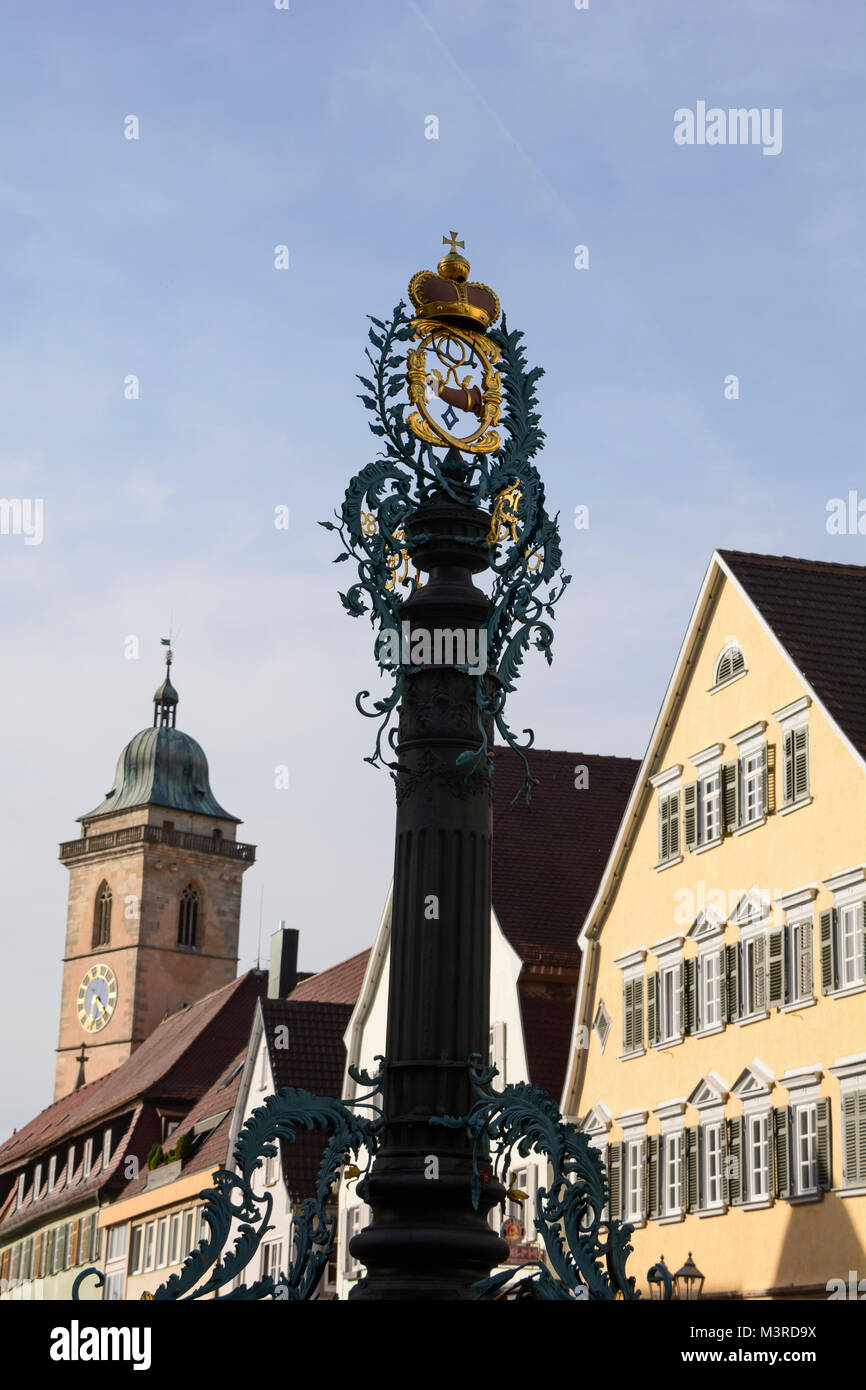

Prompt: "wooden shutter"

[639,1136,648,1220]
[793,727,809,801]
[727,1117,743,1204]
[767,928,785,1008]
[719,1122,728,1203]
[623,978,634,1053]
[686,1123,700,1212]
[632,977,644,1051]
[816,1098,832,1191]
[0,1249,8,1283]
[842,1091,866,1187]
[68,1218,80,1268]
[799,919,813,999]
[764,741,775,814]
[753,933,767,1010]
[725,942,739,1021]
[659,796,670,863]
[684,957,696,1035]
[774,1107,791,1199]
[668,792,680,858]
[647,1135,661,1219]
[646,972,658,1047]
[820,909,835,994]
[33,1231,43,1279]
[607,1142,622,1221]
[722,761,738,832]
[683,782,698,850]
[783,730,795,804]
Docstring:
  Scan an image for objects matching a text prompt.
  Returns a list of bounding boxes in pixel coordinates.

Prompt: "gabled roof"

[493,747,640,969]
[719,551,866,763]
[562,548,866,1112]
[287,950,371,1004]
[0,971,266,1174]
[260,998,355,1201]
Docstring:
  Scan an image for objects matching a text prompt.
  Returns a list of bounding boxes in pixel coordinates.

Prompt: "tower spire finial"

[153,637,179,729]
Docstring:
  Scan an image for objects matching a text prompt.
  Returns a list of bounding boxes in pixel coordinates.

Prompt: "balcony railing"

[59,824,256,864]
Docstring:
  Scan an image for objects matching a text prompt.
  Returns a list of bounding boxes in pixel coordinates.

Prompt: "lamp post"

[674,1252,706,1300]
[83,236,659,1304]
[647,1256,672,1300]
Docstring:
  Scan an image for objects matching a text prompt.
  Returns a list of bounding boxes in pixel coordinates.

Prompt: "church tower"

[54,653,256,1099]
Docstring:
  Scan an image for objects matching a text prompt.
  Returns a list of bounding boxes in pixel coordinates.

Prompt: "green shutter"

[783,730,795,804]
[762,741,775,815]
[793,726,809,801]
[668,792,681,858]
[725,942,740,1021]
[659,796,669,862]
[720,1122,728,1204]
[753,933,767,1011]
[774,1107,791,1199]
[816,1098,832,1191]
[632,977,644,1051]
[647,1135,661,1219]
[842,1091,866,1187]
[820,909,835,994]
[799,919,814,999]
[684,958,696,1034]
[767,928,784,1008]
[608,1142,622,1220]
[683,782,698,850]
[727,1116,743,1204]
[686,1127,699,1211]
[623,979,633,1052]
[639,1136,648,1220]
[646,972,658,1047]
[722,761,738,832]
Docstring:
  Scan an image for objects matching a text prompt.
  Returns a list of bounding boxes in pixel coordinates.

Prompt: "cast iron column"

[349,491,509,1299]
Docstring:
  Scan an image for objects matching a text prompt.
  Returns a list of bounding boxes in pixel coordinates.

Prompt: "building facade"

[563,551,866,1299]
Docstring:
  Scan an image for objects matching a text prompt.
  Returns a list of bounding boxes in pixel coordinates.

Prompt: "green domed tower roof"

[81,654,240,823]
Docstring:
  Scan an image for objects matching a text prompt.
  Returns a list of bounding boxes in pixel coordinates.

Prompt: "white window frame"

[731,722,768,832]
[261,1239,284,1283]
[651,935,684,1047]
[104,1271,125,1301]
[781,1067,822,1200]
[143,1221,156,1273]
[106,1224,128,1263]
[703,1120,723,1207]
[181,1208,194,1256]
[732,893,771,1024]
[47,1155,57,1192]
[582,1103,612,1225]
[616,1111,648,1228]
[654,1100,687,1223]
[156,1216,169,1269]
[746,1110,770,1201]
[840,902,865,989]
[66,1144,75,1186]
[711,642,746,691]
[344,1203,367,1278]
[824,867,866,997]
[168,1212,181,1265]
[82,1138,93,1181]
[102,1129,112,1170]
[689,743,724,851]
[688,1074,729,1215]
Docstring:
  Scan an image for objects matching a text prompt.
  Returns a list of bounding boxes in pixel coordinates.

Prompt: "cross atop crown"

[442,231,464,254]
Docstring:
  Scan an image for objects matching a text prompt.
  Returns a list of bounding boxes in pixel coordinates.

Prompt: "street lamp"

[674,1252,706,1300]
[647,1256,672,1300]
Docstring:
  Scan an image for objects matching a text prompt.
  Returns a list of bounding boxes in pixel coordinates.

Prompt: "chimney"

[268,922,299,999]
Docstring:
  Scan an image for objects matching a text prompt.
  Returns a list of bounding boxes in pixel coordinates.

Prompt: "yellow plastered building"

[562,550,866,1300]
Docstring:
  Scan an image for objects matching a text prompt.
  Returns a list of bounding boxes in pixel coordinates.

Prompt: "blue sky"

[0,0,863,1134]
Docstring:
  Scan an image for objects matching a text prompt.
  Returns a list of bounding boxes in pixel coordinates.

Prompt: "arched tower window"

[92,881,112,948]
[177,885,200,948]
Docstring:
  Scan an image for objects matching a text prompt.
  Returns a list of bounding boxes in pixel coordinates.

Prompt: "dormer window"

[713,643,746,688]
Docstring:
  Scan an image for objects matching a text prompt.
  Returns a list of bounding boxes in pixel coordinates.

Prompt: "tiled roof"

[287,950,371,1004]
[517,983,580,1107]
[493,747,640,969]
[0,971,266,1174]
[720,551,866,762]
[261,1000,354,1200]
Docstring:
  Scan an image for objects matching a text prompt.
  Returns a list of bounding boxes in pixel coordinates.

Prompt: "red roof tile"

[720,551,866,761]
[493,747,640,968]
[287,950,370,1004]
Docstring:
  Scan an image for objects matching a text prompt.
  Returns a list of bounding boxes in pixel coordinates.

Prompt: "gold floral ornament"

[406,233,502,454]
[361,512,420,591]
[486,480,522,545]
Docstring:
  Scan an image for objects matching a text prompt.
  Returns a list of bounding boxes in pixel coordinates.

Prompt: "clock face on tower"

[77,963,118,1034]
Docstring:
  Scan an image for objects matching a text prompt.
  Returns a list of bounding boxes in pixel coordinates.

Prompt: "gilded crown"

[408,232,501,334]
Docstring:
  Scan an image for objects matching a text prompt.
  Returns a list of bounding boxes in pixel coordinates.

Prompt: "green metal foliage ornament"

[72,1064,385,1302]
[433,1058,669,1301]
[320,299,571,803]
